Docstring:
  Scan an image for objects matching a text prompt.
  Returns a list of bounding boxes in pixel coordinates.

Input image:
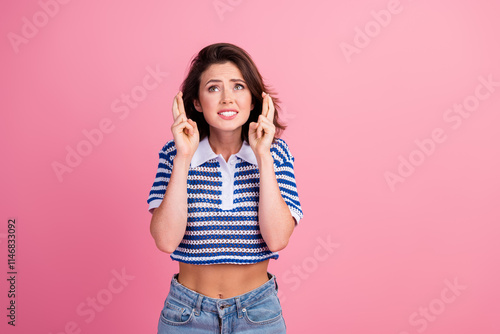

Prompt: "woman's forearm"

[150,156,191,253]
[256,153,295,252]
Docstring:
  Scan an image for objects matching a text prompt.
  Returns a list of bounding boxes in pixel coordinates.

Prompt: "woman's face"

[194,62,254,137]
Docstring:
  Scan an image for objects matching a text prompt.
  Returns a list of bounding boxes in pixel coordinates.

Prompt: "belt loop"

[235,297,243,318]
[194,294,203,316]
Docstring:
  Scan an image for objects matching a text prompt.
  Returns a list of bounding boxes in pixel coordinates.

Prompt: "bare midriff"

[177,260,270,299]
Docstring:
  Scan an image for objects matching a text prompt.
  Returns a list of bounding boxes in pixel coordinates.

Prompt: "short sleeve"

[147,140,177,214]
[271,139,304,225]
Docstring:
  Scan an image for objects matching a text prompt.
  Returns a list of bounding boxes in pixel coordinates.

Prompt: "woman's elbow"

[150,227,179,254]
[267,238,289,253]
[152,237,178,254]
[158,243,177,254]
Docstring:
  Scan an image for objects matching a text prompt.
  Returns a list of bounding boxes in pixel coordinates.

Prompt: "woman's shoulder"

[160,138,176,150]
[270,137,294,165]
[158,139,178,160]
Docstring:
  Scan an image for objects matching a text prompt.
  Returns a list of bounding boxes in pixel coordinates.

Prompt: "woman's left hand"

[249,92,275,157]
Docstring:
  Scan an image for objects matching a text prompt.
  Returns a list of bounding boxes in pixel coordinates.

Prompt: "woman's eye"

[208,86,219,92]
[235,84,244,90]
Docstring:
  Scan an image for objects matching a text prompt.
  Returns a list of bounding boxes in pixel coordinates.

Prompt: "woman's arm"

[150,91,199,253]
[256,153,295,252]
[150,155,192,253]
[249,92,296,252]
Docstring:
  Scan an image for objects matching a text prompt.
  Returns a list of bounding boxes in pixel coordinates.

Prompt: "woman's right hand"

[171,91,199,159]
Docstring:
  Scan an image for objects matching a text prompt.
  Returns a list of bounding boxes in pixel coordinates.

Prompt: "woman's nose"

[221,88,235,103]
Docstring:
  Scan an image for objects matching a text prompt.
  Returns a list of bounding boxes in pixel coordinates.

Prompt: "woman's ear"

[193,99,202,112]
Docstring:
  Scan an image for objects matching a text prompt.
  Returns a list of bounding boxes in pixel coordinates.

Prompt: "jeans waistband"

[167,272,278,317]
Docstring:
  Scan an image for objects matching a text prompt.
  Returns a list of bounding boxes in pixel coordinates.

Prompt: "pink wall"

[2,0,499,333]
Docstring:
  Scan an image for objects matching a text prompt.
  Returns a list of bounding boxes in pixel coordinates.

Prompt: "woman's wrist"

[173,155,192,172]
[256,151,273,167]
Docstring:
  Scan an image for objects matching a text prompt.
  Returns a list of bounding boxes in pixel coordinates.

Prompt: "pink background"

[2,0,499,333]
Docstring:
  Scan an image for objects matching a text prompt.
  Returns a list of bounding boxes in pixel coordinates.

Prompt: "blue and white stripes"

[147,138,303,265]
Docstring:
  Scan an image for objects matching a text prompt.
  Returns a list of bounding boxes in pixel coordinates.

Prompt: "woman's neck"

[208,130,243,163]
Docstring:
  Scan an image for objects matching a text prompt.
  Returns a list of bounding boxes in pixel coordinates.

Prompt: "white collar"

[190,137,258,168]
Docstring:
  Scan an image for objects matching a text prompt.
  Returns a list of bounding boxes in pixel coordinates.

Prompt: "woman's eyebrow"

[205,78,246,86]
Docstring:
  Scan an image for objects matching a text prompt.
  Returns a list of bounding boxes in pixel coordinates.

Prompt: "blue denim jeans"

[157,272,286,333]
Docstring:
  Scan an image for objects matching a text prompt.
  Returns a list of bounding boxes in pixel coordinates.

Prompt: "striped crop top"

[147,136,303,265]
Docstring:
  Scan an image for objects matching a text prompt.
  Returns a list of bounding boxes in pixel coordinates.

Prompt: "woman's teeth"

[219,111,237,116]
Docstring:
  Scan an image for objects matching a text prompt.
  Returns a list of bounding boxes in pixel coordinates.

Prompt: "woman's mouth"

[218,110,238,120]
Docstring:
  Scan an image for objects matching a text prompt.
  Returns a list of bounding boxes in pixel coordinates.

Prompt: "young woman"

[147,43,303,333]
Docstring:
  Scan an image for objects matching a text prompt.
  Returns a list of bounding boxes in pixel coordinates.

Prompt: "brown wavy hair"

[180,43,286,143]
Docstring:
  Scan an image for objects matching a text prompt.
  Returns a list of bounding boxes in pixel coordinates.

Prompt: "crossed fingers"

[261,91,274,121]
[171,91,195,136]
[253,92,275,139]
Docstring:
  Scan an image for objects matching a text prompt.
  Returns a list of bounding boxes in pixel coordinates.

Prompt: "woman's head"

[180,43,286,143]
